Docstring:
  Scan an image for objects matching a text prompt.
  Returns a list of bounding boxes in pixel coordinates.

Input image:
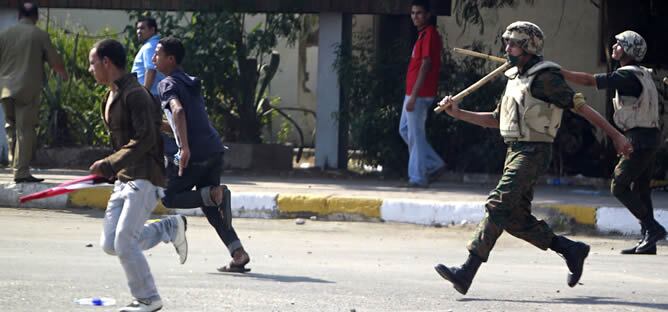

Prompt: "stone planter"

[223,143,293,170]
[34,147,113,169]
[32,143,293,170]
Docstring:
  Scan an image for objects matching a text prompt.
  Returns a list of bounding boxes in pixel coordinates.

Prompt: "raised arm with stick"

[433,48,512,113]
[434,61,511,113]
[430,48,511,128]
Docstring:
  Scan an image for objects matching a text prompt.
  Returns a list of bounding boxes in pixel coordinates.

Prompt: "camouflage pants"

[467,142,556,262]
[611,147,658,226]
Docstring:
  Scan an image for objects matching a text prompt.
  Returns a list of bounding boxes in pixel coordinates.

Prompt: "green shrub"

[39,22,124,147]
[126,11,301,144]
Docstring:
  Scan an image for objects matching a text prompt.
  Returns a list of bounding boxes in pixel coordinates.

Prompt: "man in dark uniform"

[436,21,633,295]
[0,2,68,182]
[561,30,666,255]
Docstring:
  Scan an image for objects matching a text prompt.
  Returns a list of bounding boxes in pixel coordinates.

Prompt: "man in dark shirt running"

[561,30,666,255]
[153,36,251,272]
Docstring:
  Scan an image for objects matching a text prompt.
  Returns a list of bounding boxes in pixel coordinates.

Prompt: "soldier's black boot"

[434,253,482,295]
[550,236,590,287]
[621,225,657,255]
[636,221,666,254]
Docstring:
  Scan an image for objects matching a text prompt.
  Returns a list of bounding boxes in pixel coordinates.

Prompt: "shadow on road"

[459,295,668,310]
[208,272,335,284]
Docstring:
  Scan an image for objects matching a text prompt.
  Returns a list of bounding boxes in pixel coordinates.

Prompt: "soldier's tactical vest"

[612,65,659,131]
[499,61,563,143]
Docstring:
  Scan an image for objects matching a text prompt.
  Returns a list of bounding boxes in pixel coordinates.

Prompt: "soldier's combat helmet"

[502,21,544,56]
[615,30,647,62]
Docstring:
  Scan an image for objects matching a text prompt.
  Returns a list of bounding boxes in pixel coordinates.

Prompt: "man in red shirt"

[398,0,445,187]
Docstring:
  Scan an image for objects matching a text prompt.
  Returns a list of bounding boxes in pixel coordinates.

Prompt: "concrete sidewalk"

[1,168,667,235]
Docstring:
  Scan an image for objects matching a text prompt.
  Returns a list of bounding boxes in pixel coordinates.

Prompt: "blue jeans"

[399,96,444,185]
[162,153,242,254]
[100,179,178,301]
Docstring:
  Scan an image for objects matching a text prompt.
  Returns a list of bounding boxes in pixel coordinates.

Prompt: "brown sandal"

[217,264,251,273]
[217,248,250,273]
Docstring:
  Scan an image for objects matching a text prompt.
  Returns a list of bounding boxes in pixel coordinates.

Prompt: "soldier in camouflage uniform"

[562,31,666,255]
[435,21,633,295]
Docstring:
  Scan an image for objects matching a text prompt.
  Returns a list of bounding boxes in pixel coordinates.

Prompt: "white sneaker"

[118,298,163,312]
[172,215,188,264]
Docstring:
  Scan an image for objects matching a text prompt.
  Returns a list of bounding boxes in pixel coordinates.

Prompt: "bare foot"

[232,247,250,266]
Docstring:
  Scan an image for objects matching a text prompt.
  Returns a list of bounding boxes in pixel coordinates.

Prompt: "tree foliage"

[39,22,116,147]
[453,0,535,34]
[127,11,301,143]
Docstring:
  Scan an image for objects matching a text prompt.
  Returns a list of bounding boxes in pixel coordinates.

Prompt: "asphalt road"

[0,208,666,312]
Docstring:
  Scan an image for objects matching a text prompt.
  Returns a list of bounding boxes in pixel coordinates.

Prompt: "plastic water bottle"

[74,297,116,306]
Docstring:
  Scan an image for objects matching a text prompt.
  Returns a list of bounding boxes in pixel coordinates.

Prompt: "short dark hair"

[137,16,158,33]
[158,37,185,65]
[19,2,38,18]
[411,0,431,12]
[93,39,127,69]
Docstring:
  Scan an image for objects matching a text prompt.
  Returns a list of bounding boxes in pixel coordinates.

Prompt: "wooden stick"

[434,62,513,113]
[453,48,506,64]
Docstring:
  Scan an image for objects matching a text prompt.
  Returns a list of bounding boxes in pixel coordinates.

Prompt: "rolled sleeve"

[420,29,432,59]
[594,73,609,90]
[530,70,575,110]
[593,70,642,97]
[491,102,501,121]
[158,79,179,110]
[142,47,157,70]
[571,92,586,111]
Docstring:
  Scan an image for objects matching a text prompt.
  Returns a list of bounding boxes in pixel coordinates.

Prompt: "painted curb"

[596,207,668,235]
[173,192,279,219]
[68,186,170,215]
[2,182,666,235]
[537,204,597,225]
[0,183,68,209]
[276,194,382,220]
[381,199,485,225]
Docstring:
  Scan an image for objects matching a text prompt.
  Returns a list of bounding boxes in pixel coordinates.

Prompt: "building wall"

[438,0,608,114]
[44,8,130,33]
[269,14,375,146]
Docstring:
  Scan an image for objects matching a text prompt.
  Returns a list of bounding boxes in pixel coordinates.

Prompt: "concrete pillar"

[315,13,351,169]
[0,9,16,164]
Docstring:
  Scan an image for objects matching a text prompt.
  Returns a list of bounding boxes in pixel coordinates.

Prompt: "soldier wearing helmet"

[435,21,632,295]
[562,30,665,255]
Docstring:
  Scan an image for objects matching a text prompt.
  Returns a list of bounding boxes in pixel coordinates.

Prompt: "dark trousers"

[611,148,658,228]
[467,143,556,262]
[161,152,242,255]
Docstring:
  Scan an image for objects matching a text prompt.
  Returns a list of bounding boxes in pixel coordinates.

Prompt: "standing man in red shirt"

[399,0,445,188]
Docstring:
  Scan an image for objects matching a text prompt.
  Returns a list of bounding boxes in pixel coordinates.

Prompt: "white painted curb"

[0,183,68,209]
[5,181,668,237]
[380,199,485,225]
[596,207,668,235]
[173,192,278,219]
